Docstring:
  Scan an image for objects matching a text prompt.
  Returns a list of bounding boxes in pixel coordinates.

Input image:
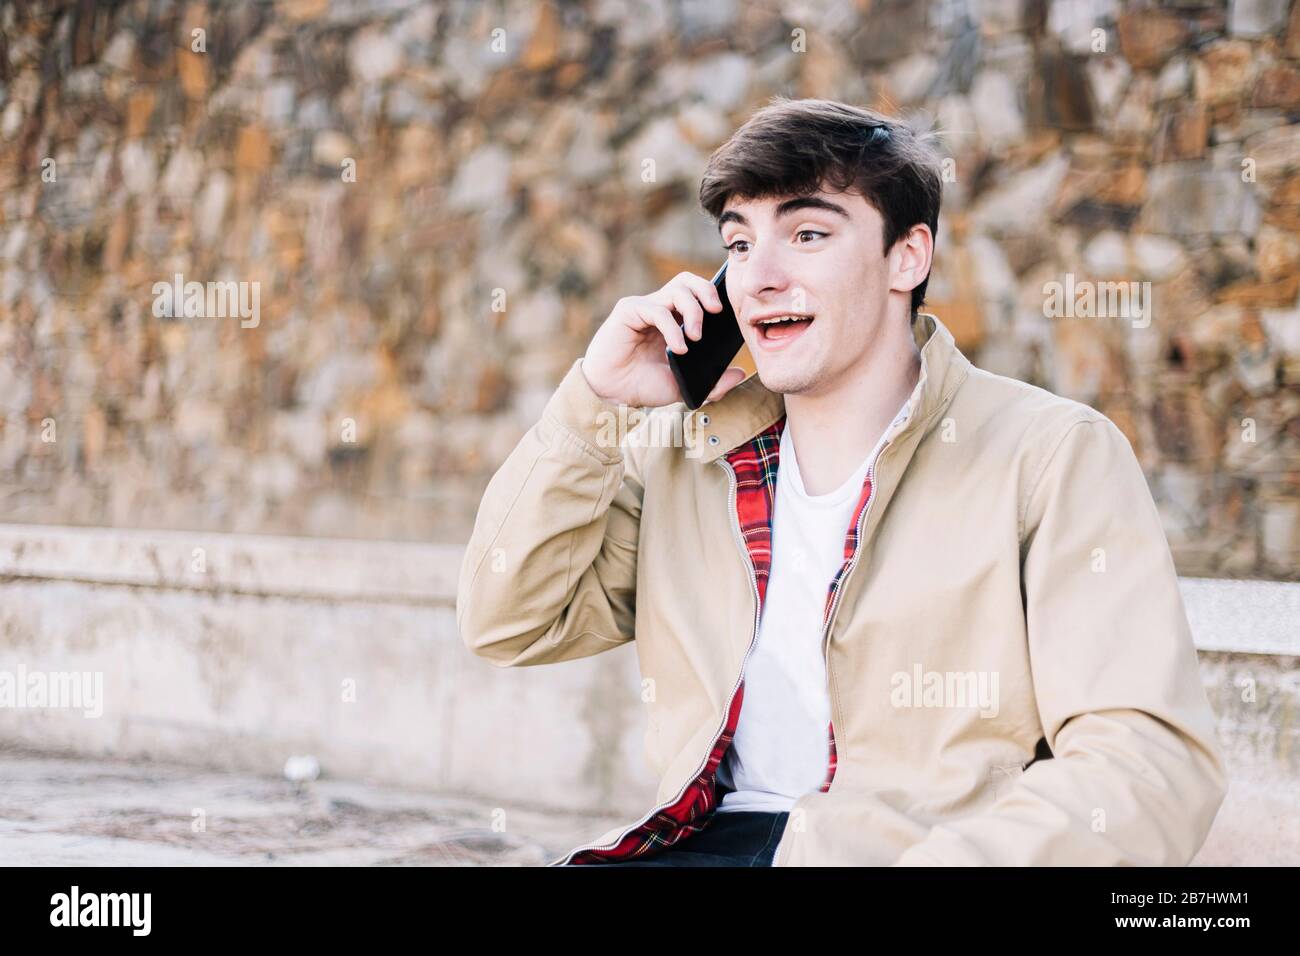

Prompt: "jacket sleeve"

[893,416,1228,866]
[456,356,643,668]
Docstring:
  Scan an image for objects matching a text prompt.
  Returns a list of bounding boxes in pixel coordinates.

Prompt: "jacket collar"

[687,312,972,465]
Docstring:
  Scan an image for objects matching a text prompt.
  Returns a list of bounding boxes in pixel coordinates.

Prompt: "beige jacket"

[456,312,1227,866]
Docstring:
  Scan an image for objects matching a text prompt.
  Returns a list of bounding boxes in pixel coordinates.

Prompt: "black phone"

[666,262,746,410]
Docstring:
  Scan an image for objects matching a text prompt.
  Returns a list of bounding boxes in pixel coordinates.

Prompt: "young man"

[456,98,1227,866]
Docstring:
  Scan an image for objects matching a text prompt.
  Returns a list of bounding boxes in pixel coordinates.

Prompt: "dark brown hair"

[699,97,944,317]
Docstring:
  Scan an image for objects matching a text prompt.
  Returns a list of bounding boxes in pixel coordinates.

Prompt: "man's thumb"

[704,366,747,404]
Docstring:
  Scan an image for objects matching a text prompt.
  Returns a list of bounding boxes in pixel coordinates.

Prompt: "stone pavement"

[0,746,625,866]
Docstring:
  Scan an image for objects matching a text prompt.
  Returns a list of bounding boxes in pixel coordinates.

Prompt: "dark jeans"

[576,810,789,867]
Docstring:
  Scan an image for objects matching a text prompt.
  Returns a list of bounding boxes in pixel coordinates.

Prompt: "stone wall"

[0,0,1297,577]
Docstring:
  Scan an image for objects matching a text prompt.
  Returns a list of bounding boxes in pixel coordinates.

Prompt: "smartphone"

[666,262,746,410]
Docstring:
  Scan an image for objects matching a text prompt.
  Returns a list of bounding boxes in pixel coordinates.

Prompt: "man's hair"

[698,97,944,317]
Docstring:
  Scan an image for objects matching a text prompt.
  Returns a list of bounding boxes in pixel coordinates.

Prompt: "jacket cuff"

[541,357,626,463]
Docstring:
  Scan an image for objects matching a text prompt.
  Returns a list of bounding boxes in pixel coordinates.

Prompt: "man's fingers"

[642,303,687,354]
[677,272,723,315]
[669,286,705,340]
[656,273,722,331]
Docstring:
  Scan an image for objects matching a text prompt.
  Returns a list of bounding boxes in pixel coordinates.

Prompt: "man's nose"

[737,243,793,304]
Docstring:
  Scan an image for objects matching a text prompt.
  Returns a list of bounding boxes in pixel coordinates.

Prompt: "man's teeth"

[760,315,812,324]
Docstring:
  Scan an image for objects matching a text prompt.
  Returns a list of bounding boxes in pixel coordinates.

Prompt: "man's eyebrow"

[717,196,851,232]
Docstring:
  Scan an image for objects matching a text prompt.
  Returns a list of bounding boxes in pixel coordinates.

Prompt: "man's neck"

[783,319,922,497]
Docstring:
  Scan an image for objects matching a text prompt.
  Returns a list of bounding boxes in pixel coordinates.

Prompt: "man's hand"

[581,271,748,408]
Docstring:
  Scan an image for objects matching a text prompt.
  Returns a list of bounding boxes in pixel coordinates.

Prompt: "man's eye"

[724,240,749,254]
[796,230,828,243]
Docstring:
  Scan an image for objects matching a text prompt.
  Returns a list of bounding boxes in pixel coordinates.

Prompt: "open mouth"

[756,315,814,347]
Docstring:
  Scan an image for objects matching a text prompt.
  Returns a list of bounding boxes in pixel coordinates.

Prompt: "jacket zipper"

[816,437,894,784]
[546,457,763,866]
[775,437,894,867]
[822,437,894,663]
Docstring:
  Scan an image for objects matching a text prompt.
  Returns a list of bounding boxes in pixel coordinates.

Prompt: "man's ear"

[890,223,934,295]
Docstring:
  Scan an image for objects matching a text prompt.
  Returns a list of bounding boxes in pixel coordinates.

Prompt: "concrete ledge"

[0,523,458,605]
[2,523,1292,652]
[0,523,1296,864]
[1178,577,1300,656]
[0,523,659,817]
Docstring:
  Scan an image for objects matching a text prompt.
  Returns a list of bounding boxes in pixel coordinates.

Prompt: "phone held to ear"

[666,261,746,410]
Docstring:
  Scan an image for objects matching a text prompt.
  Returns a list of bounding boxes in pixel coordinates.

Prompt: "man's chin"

[754,364,816,397]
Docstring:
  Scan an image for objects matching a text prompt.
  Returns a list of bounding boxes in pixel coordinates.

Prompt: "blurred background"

[0,0,1296,865]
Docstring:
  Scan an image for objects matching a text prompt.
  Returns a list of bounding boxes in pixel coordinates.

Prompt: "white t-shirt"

[715,401,909,815]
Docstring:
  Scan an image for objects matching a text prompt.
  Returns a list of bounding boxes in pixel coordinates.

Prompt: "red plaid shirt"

[566,413,879,863]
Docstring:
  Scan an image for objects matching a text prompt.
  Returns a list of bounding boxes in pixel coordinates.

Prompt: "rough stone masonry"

[0,0,1297,579]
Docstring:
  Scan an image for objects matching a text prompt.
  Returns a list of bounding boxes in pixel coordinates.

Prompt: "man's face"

[717,187,897,396]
